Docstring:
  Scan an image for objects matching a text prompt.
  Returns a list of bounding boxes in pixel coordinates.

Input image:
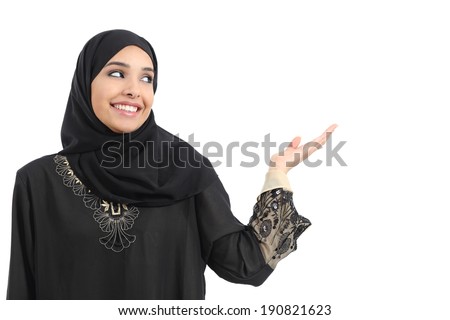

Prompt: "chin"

[110,121,143,133]
[119,128,138,134]
[108,126,135,134]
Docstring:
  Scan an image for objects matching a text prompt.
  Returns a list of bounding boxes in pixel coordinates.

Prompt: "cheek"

[143,93,154,110]
[91,83,110,113]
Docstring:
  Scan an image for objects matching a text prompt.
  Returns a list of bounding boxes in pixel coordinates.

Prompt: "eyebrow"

[105,61,154,73]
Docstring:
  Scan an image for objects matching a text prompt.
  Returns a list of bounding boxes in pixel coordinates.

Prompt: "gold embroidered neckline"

[54,154,139,252]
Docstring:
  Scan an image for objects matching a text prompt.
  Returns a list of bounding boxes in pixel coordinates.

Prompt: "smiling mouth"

[111,104,140,113]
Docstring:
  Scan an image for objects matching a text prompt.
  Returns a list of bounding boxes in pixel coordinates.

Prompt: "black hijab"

[59,29,217,207]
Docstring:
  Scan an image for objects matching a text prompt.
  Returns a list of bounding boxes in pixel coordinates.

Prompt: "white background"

[0,0,449,319]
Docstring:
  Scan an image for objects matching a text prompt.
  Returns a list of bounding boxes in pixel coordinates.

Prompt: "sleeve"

[6,173,36,300]
[249,171,311,269]
[195,170,311,286]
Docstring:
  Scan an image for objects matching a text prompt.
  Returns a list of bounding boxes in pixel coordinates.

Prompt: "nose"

[122,80,140,98]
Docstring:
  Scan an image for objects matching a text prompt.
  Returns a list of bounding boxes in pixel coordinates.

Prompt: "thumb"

[289,136,302,149]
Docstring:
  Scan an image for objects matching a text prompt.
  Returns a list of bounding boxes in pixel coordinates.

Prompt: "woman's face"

[91,45,155,133]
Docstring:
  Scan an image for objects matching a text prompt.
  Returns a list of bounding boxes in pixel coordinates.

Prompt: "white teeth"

[112,104,138,112]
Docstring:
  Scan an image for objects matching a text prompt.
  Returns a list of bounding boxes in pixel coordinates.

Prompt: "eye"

[108,71,124,78]
[141,75,153,84]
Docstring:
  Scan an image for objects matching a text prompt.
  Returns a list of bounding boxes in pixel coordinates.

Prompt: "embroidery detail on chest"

[54,155,139,252]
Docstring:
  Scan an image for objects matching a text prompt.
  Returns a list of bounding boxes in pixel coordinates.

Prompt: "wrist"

[261,170,292,193]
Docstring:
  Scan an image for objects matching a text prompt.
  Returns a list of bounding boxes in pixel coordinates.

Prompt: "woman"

[7,29,336,299]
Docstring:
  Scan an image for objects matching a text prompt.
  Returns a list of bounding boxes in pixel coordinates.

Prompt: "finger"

[300,124,338,160]
[301,141,322,160]
[313,124,338,147]
[326,123,338,133]
[289,136,302,149]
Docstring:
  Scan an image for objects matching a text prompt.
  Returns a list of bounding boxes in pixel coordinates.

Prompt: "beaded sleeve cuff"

[249,188,311,269]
